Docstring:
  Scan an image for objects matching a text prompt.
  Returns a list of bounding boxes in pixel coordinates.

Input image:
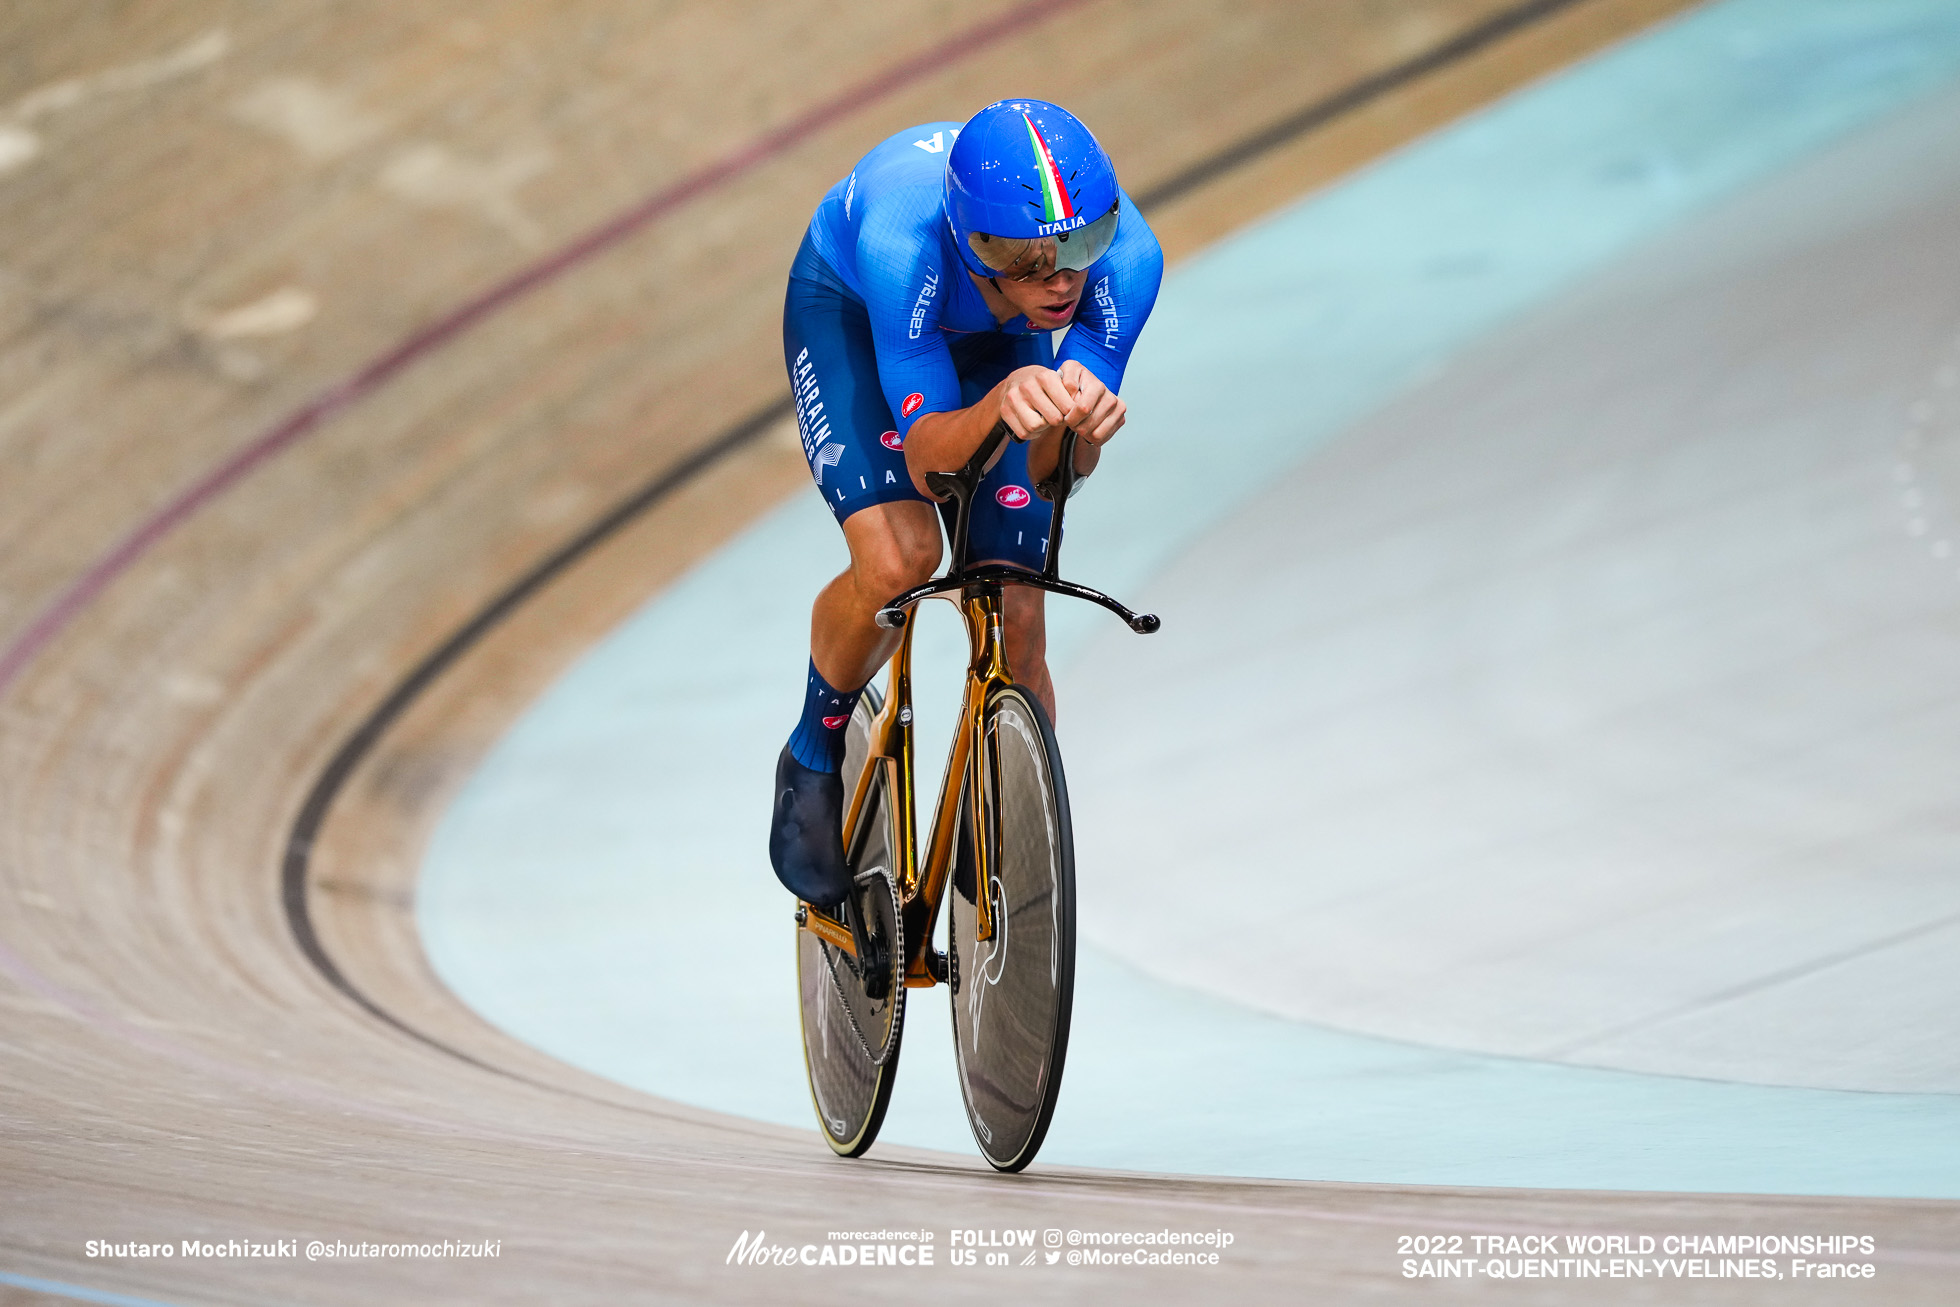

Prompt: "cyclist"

[769,98,1163,906]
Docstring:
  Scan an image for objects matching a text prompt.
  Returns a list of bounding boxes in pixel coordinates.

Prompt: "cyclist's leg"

[1002,584,1052,719]
[811,500,940,693]
[785,248,938,689]
[775,249,934,901]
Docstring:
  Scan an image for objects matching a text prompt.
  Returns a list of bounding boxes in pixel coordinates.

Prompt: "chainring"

[818,866,905,1067]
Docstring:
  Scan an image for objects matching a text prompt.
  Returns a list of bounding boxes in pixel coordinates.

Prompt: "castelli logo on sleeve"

[822,714,851,729]
[995,485,1032,509]
[880,430,903,450]
[901,393,924,418]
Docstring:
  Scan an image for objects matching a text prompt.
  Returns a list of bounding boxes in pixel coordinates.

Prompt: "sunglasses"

[968,203,1120,282]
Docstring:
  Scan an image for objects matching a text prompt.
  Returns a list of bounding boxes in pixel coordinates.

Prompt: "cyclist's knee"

[842,501,941,604]
[853,533,940,603]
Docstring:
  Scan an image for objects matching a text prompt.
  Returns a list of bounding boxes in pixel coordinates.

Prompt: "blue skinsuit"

[783,122,1163,569]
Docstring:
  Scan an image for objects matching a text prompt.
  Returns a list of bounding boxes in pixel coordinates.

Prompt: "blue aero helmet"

[944,99,1120,282]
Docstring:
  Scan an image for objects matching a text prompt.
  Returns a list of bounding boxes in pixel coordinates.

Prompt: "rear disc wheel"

[948,684,1075,1172]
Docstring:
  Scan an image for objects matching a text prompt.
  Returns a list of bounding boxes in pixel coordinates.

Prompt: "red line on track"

[0,0,1088,696]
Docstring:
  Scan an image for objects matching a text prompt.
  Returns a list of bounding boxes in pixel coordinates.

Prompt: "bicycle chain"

[818,869,904,1067]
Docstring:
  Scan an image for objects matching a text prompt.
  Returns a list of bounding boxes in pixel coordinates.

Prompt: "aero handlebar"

[877,420,1160,635]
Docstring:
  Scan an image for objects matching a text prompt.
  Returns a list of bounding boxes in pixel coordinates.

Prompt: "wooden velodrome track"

[4,1,1956,1303]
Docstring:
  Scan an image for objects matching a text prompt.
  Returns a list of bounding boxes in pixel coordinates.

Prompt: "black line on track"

[280,0,1601,1072]
[281,402,791,1072]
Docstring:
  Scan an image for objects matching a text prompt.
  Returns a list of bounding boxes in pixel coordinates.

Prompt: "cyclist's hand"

[998,365,1077,443]
[1057,359,1126,445]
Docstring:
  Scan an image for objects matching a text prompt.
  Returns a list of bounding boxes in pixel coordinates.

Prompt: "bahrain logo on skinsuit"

[821,714,850,729]
[880,430,903,450]
[901,392,924,418]
[813,442,844,485]
[996,485,1031,509]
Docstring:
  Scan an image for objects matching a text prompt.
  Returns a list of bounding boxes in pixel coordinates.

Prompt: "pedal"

[925,948,949,983]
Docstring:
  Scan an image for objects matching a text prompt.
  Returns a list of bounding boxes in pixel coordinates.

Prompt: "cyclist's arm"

[861,195,1161,496]
[905,367,1080,495]
[853,210,982,496]
[1034,195,1165,489]
[1022,361,1122,491]
[857,219,1055,496]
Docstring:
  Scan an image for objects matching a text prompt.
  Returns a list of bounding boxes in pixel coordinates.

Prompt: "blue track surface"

[0,1269,182,1307]
[420,0,1960,1194]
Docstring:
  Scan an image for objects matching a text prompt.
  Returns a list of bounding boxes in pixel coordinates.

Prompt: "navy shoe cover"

[769,745,852,907]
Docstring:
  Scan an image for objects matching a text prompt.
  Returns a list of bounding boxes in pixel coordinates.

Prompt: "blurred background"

[6,2,1960,1302]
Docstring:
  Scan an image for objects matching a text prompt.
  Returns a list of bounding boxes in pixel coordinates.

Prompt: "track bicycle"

[794,419,1158,1172]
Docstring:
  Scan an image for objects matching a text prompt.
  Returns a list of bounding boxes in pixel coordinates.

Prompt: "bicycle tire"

[947,683,1076,1172]
[796,685,905,1157]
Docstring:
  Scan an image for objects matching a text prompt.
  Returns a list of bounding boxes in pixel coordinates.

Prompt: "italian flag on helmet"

[1022,112,1076,223]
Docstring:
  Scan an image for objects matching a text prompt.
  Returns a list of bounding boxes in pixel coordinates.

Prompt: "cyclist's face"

[986,265,1086,330]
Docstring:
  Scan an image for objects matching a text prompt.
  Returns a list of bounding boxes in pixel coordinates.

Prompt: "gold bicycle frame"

[800,583,1013,986]
[793,423,1157,990]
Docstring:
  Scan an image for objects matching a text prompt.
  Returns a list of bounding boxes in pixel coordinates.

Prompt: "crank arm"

[796,900,855,956]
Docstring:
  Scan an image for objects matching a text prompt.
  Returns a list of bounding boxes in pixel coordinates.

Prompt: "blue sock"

[787,659,863,772]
